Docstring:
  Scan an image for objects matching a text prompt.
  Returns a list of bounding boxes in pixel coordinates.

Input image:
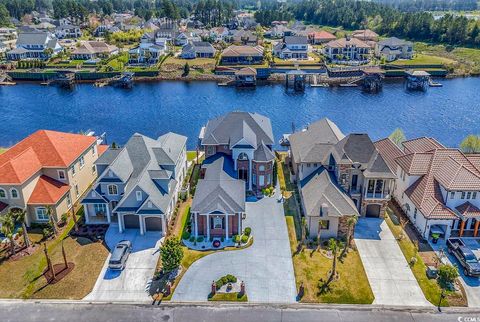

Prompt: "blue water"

[0,78,479,149]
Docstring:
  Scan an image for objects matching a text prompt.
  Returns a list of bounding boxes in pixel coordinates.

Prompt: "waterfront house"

[220,45,264,65]
[190,154,245,241]
[375,37,413,62]
[0,130,105,226]
[323,37,370,64]
[128,32,168,65]
[81,133,187,236]
[308,30,336,45]
[375,137,480,241]
[209,26,230,42]
[0,27,17,50]
[180,41,216,59]
[273,36,309,60]
[265,25,293,39]
[352,29,379,42]
[54,24,82,39]
[289,118,395,234]
[71,41,119,60]
[198,111,275,192]
[6,31,62,60]
[232,30,259,46]
[156,19,180,44]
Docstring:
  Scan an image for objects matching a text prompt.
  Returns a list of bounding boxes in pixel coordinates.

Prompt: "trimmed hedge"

[215,274,238,290]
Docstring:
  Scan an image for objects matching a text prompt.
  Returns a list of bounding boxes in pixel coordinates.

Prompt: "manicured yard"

[186,151,204,163]
[208,292,248,302]
[286,216,374,304]
[164,57,216,68]
[0,217,109,299]
[394,53,456,66]
[385,209,466,306]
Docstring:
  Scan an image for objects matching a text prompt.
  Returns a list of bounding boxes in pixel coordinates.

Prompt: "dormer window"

[136,191,142,201]
[58,170,66,180]
[108,185,118,195]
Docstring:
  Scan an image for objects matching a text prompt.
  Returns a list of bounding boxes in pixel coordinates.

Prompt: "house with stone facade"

[198,111,275,193]
[289,118,395,238]
[190,154,245,241]
[375,137,480,241]
[81,132,187,236]
[0,130,105,226]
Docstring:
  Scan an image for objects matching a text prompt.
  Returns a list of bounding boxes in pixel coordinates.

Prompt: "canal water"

[0,78,479,149]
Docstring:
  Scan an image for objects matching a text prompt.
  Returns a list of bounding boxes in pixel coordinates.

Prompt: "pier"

[285,70,307,92]
[41,71,76,89]
[405,70,430,91]
[95,72,134,88]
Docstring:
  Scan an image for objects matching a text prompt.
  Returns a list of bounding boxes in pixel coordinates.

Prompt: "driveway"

[431,238,480,307]
[84,224,163,302]
[354,218,431,306]
[172,187,297,303]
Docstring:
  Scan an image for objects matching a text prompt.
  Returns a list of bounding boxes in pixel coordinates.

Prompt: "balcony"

[364,190,391,200]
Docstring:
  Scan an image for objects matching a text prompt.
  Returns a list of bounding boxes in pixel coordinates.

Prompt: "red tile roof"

[308,30,336,41]
[0,130,96,184]
[27,175,70,205]
[456,202,480,219]
[395,152,433,175]
[402,137,445,154]
[374,138,404,173]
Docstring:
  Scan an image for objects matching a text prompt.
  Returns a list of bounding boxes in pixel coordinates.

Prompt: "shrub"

[42,227,53,239]
[233,235,240,243]
[244,227,252,236]
[225,274,237,283]
[215,274,237,289]
[241,235,248,244]
[182,231,191,240]
[61,213,68,223]
[221,236,224,242]
[159,238,184,273]
[189,236,195,242]
[197,236,204,242]
[438,264,459,286]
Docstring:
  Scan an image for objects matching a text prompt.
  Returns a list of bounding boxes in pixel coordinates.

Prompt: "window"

[306,163,311,168]
[319,220,330,230]
[313,163,318,167]
[450,192,455,199]
[108,184,118,195]
[207,146,215,155]
[92,146,96,156]
[238,153,248,161]
[79,156,85,169]
[467,192,472,199]
[36,207,49,221]
[136,191,142,201]
[66,193,72,207]
[474,192,478,199]
[414,208,417,220]
[71,164,76,176]
[461,192,466,199]
[259,165,265,171]
[75,184,79,198]
[267,174,271,184]
[92,165,96,174]
[10,188,19,199]
[0,189,5,198]
[259,175,265,186]
[94,204,107,215]
[58,170,66,180]
[212,216,223,229]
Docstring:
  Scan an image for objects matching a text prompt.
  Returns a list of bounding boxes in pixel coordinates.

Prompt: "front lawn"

[286,216,374,304]
[208,292,248,302]
[394,53,455,66]
[385,208,466,306]
[0,215,109,299]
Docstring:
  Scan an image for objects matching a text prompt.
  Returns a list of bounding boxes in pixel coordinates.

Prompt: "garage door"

[123,215,140,229]
[145,217,163,232]
[366,204,381,218]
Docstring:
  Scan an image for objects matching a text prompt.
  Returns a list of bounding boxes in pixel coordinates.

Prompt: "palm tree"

[342,215,358,255]
[46,206,58,236]
[328,238,344,283]
[316,220,322,252]
[12,210,30,248]
[0,212,17,256]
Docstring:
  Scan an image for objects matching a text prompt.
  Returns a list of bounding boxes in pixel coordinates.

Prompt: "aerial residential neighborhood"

[1,0,480,321]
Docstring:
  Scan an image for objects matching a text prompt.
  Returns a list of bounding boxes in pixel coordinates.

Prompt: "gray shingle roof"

[95,148,121,165]
[284,35,308,45]
[254,142,275,162]
[300,167,359,218]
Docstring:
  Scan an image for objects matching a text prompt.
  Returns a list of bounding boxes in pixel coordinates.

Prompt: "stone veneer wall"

[338,164,351,192]
[360,199,388,218]
[337,216,350,238]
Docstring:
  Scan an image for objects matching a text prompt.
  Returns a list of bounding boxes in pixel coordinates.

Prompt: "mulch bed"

[70,224,109,241]
[43,263,75,284]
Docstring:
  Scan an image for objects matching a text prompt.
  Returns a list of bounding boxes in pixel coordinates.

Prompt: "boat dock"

[94,72,134,88]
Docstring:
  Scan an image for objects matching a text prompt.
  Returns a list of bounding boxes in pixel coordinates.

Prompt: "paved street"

[355,218,431,306]
[84,224,163,302]
[172,187,297,303]
[1,301,476,322]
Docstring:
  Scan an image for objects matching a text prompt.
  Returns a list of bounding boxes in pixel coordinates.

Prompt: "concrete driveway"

[354,218,431,306]
[432,238,480,307]
[84,224,163,302]
[172,187,297,303]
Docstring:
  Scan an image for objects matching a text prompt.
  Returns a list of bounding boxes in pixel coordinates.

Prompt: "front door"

[351,175,358,191]
[238,169,248,185]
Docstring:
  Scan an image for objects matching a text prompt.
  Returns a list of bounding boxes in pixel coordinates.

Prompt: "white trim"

[0,188,6,199]
[107,184,118,195]
[57,169,66,181]
[136,191,142,201]
[10,188,19,199]
[35,207,49,221]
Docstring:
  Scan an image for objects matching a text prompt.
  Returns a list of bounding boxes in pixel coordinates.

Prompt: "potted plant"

[431,233,440,244]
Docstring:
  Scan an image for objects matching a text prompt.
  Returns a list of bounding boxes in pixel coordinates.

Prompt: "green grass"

[385,210,464,306]
[0,148,6,154]
[208,292,248,302]
[394,53,455,66]
[163,57,216,68]
[187,151,203,162]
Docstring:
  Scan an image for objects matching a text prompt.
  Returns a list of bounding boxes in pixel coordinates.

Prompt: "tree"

[327,238,344,282]
[46,205,58,236]
[342,215,358,255]
[13,209,30,249]
[0,4,11,27]
[438,264,459,286]
[183,62,190,76]
[389,128,406,147]
[0,211,17,256]
[159,238,183,272]
[460,135,480,153]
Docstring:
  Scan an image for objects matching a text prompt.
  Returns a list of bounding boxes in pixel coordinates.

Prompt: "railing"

[365,190,391,200]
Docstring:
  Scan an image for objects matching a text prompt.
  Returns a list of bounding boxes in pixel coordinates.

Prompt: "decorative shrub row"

[215,274,237,290]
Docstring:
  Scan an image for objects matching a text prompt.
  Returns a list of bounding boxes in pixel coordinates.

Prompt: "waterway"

[0,78,479,149]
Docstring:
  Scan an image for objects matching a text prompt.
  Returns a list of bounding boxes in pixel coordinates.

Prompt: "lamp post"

[437,289,446,312]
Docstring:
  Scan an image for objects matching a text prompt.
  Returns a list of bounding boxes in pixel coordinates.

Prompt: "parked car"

[447,238,480,277]
[108,240,132,270]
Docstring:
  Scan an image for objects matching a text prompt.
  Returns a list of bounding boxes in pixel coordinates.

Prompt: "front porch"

[192,211,242,241]
[83,202,116,225]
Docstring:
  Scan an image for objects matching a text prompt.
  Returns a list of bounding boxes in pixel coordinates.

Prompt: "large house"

[190,154,245,241]
[308,30,336,44]
[220,45,264,65]
[289,118,395,237]
[180,41,216,59]
[323,37,370,64]
[71,41,118,60]
[375,137,480,241]
[54,24,82,39]
[0,130,104,226]
[375,37,413,62]
[198,111,275,192]
[6,31,62,60]
[128,32,168,64]
[273,36,308,60]
[352,29,379,42]
[81,132,187,236]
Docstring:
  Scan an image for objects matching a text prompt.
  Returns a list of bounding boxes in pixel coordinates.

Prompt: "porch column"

[206,214,210,241]
[84,205,90,224]
[161,215,167,237]
[119,214,124,233]
[140,216,145,235]
[460,220,466,237]
[225,214,229,240]
[373,179,377,199]
[106,204,111,224]
[194,212,199,238]
[238,212,242,235]
[248,159,253,191]
[474,220,480,237]
[364,179,369,198]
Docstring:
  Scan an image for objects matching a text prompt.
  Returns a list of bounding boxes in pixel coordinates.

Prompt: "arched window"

[108,184,118,195]
[238,153,248,161]
[0,188,6,198]
[10,188,19,199]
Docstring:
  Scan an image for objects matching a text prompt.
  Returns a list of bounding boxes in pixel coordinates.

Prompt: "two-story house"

[54,24,82,39]
[128,31,168,65]
[6,31,62,61]
[289,118,395,238]
[0,130,104,226]
[323,37,370,64]
[273,36,309,60]
[81,132,187,236]
[375,37,413,62]
[375,137,480,241]
[198,111,275,192]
